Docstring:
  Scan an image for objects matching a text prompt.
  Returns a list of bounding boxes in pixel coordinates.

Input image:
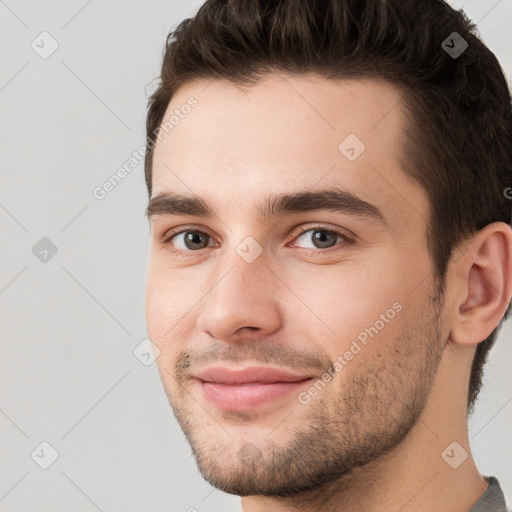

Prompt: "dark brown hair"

[144,0,512,415]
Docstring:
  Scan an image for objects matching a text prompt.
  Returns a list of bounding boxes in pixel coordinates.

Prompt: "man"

[144,1,512,510]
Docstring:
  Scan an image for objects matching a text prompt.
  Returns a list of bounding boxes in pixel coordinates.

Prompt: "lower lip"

[198,379,314,411]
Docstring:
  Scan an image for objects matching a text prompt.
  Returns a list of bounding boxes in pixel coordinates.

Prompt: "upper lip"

[192,366,316,384]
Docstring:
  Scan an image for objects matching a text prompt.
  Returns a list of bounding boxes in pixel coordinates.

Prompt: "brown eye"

[165,229,213,251]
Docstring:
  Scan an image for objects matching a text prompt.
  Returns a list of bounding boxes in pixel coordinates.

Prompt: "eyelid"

[289,223,355,243]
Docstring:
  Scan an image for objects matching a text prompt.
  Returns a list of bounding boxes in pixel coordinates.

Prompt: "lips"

[192,366,315,385]
[192,366,316,411]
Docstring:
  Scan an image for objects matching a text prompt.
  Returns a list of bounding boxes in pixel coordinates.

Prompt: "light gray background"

[0,1,511,511]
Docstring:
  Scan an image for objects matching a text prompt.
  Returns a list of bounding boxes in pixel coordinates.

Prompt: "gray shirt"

[468,476,511,512]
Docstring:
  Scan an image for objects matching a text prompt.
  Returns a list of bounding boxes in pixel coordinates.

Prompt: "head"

[144,0,512,499]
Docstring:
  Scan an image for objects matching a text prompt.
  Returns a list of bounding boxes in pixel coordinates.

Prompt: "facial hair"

[160,285,445,499]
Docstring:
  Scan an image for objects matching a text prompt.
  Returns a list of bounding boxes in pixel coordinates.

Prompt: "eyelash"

[160,224,355,259]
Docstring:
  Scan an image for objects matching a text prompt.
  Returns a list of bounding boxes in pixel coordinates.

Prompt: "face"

[145,74,447,497]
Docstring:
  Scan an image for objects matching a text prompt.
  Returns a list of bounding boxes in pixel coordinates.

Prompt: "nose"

[195,250,283,342]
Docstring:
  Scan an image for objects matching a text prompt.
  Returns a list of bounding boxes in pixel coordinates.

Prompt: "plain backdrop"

[0,1,511,511]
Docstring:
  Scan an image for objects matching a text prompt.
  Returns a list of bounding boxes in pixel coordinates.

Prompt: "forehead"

[151,74,428,228]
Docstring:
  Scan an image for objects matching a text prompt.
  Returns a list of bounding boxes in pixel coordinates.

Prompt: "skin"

[145,74,512,512]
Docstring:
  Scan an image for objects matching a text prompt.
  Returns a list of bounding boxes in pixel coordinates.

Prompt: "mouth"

[197,379,315,411]
[191,366,317,411]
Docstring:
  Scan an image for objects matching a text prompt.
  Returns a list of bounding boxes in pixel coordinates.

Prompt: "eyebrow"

[145,186,388,227]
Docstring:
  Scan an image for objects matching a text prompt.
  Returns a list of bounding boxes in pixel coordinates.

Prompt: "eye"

[160,224,354,258]
[289,226,353,252]
[162,228,216,254]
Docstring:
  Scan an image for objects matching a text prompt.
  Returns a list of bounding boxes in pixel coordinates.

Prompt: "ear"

[448,222,512,346]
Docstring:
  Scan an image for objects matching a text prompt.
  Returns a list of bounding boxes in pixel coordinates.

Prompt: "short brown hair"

[144,0,512,415]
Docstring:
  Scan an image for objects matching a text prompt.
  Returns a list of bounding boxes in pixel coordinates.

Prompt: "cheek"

[145,268,166,339]
[145,279,180,384]
[145,267,185,348]
[145,264,209,367]
[296,259,403,325]
[288,255,416,366]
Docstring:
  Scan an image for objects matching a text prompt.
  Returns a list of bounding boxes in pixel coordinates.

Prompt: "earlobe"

[449,222,512,346]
